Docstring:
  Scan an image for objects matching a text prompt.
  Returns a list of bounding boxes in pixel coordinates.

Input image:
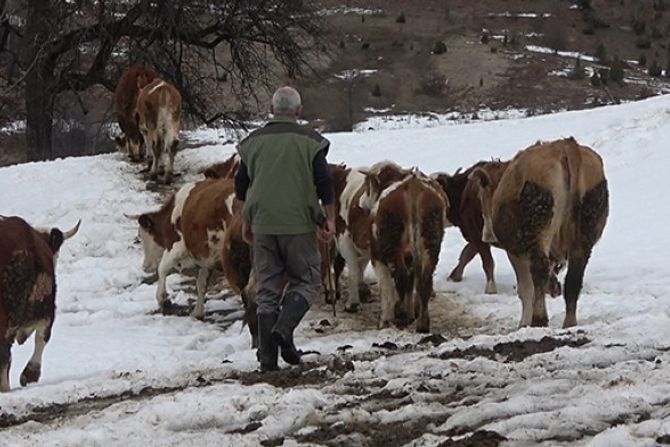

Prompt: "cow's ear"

[469,167,491,189]
[49,228,65,253]
[138,214,153,230]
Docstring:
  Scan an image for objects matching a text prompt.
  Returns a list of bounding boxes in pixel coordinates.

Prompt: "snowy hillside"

[1,95,670,446]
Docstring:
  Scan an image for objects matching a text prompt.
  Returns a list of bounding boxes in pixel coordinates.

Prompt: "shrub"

[639,52,648,66]
[636,37,652,49]
[595,43,608,63]
[371,84,382,97]
[633,18,646,35]
[396,13,406,24]
[418,70,447,97]
[432,41,447,54]
[609,57,625,83]
[568,56,585,80]
[649,59,663,76]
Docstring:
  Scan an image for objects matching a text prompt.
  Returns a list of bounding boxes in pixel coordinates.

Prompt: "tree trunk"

[24,69,55,161]
[22,0,55,161]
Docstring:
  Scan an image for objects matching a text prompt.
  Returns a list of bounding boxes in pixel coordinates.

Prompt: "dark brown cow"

[366,168,450,332]
[136,179,238,319]
[113,65,158,161]
[0,216,79,391]
[471,138,608,328]
[434,160,510,294]
[135,78,182,183]
[202,154,241,179]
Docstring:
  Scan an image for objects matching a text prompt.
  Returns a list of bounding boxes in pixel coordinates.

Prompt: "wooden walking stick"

[325,241,336,317]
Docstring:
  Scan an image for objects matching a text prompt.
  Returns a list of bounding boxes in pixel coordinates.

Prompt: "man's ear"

[469,167,491,189]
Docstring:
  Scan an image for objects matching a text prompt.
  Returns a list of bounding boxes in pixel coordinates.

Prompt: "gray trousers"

[252,232,322,316]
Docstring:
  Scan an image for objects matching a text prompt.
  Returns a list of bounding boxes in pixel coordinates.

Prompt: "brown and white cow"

[433,160,510,294]
[471,138,609,328]
[113,65,159,161]
[136,178,238,319]
[330,161,411,312]
[202,153,241,180]
[365,166,450,333]
[0,216,79,391]
[135,77,182,183]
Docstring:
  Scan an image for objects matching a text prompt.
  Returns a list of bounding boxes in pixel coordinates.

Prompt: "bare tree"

[0,0,325,161]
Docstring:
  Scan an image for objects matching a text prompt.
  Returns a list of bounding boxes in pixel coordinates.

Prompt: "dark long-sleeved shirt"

[235,149,334,205]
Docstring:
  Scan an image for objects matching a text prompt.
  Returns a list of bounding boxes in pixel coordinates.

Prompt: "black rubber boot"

[272,293,310,365]
[257,313,279,372]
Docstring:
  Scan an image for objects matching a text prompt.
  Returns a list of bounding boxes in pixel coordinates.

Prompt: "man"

[235,86,336,372]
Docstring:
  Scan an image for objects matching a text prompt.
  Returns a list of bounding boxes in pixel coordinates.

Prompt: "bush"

[649,59,663,76]
[371,84,382,97]
[432,41,447,54]
[639,53,648,66]
[633,18,646,35]
[338,40,345,49]
[480,31,490,44]
[652,26,664,39]
[578,0,592,10]
[636,37,652,49]
[610,58,625,83]
[595,43,608,63]
[418,70,447,97]
[568,56,585,80]
[396,13,406,24]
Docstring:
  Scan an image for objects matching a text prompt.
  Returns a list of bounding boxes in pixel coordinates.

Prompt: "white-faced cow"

[471,138,608,328]
[365,165,450,333]
[136,179,238,319]
[0,216,79,391]
[135,78,182,183]
[330,161,411,313]
[113,65,158,161]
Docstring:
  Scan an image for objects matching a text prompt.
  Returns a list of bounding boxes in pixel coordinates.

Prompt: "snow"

[526,45,597,62]
[489,12,552,18]
[318,7,383,17]
[1,95,670,445]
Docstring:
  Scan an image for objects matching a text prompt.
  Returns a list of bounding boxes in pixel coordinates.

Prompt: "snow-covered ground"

[1,95,670,445]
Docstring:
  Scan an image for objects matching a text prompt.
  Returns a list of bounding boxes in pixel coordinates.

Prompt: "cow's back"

[114,66,158,128]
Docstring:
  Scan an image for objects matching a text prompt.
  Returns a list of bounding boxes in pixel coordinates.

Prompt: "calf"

[113,65,158,161]
[367,169,450,333]
[331,161,411,312]
[434,160,510,294]
[202,154,241,179]
[137,178,238,319]
[471,138,608,328]
[0,216,79,391]
[135,78,182,183]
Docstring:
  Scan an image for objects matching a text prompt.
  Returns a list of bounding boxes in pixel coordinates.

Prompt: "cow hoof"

[359,286,372,303]
[416,325,430,334]
[191,310,205,320]
[164,174,173,185]
[531,316,549,327]
[448,272,463,282]
[344,302,360,313]
[160,300,173,315]
[20,363,41,387]
[485,283,498,294]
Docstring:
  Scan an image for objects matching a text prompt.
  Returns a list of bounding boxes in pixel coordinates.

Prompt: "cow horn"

[63,220,81,240]
[123,213,141,220]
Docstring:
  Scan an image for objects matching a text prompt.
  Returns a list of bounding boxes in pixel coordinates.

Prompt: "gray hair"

[272,86,302,115]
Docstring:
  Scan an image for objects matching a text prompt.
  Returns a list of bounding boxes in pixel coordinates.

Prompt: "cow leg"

[192,267,211,320]
[478,243,497,294]
[0,339,10,392]
[508,253,534,328]
[20,319,52,387]
[156,241,188,313]
[414,269,433,333]
[563,249,590,328]
[165,139,178,184]
[357,255,371,302]
[333,253,345,302]
[373,261,396,329]
[448,242,477,282]
[150,140,161,181]
[337,236,364,312]
[530,249,550,327]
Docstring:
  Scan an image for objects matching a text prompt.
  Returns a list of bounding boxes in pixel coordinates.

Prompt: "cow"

[0,216,79,391]
[470,137,608,328]
[136,178,238,319]
[433,160,510,295]
[135,77,182,183]
[364,165,450,333]
[330,161,411,313]
[113,65,159,161]
[202,153,241,179]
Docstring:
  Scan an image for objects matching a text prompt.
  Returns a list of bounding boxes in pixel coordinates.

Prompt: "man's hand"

[319,218,336,242]
[242,220,253,244]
